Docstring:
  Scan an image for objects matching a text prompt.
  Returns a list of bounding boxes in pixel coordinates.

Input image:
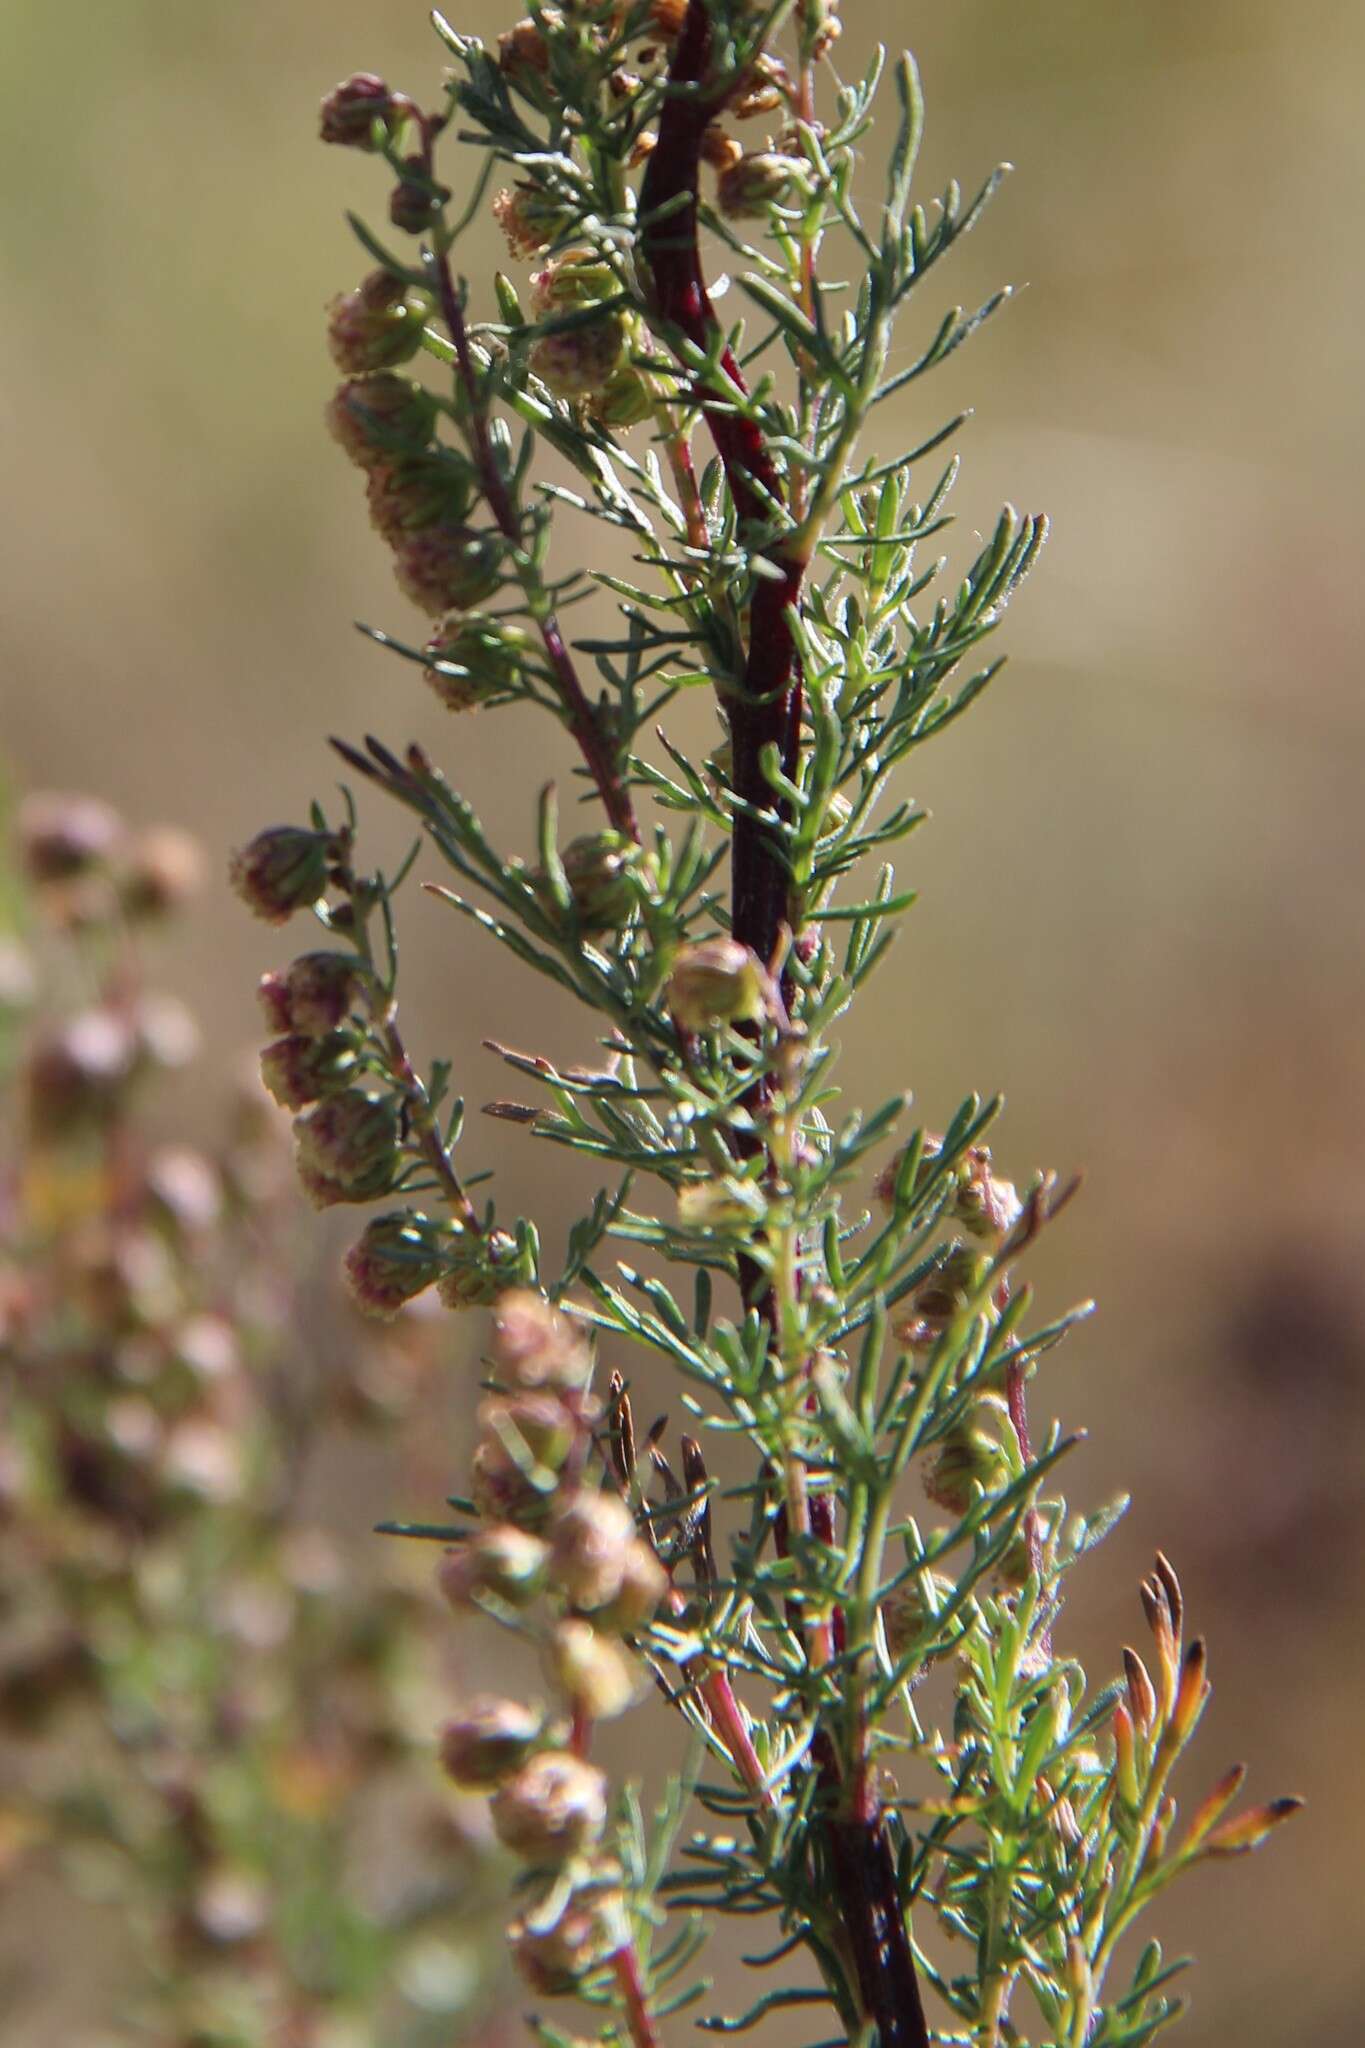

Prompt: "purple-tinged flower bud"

[326,270,427,375]
[492,183,574,260]
[716,151,807,219]
[529,253,632,399]
[470,1435,555,1528]
[319,73,393,149]
[439,1696,542,1788]
[873,1132,943,1212]
[18,791,124,883]
[257,972,293,1033]
[345,1208,456,1315]
[365,449,476,542]
[261,1032,357,1111]
[392,523,504,616]
[422,611,534,711]
[120,826,205,919]
[511,1891,623,1995]
[491,1290,592,1392]
[546,1619,636,1720]
[229,825,343,925]
[276,951,365,1037]
[665,937,769,1031]
[490,1749,607,1863]
[480,1392,578,1474]
[893,1245,990,1353]
[325,374,436,469]
[293,1090,399,1199]
[389,153,449,235]
[438,1525,550,1610]
[549,1489,635,1610]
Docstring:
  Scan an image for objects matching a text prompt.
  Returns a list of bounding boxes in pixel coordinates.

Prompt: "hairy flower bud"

[529,253,633,399]
[470,1434,555,1528]
[260,1032,356,1110]
[344,1209,456,1314]
[665,937,769,1031]
[423,611,534,711]
[546,1618,636,1720]
[438,1525,550,1610]
[882,1568,956,1667]
[439,1696,542,1788]
[549,1489,635,1610]
[717,151,807,219]
[18,792,123,883]
[293,1090,400,1201]
[492,183,574,260]
[319,73,392,148]
[326,270,427,375]
[491,1290,592,1393]
[229,825,343,925]
[490,1749,607,1863]
[392,523,503,616]
[366,448,476,542]
[325,374,435,469]
[511,1889,623,1995]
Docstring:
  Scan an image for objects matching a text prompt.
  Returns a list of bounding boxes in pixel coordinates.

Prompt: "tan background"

[3,0,1363,2038]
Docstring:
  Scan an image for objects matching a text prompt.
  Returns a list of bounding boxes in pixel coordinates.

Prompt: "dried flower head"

[490,1749,607,1863]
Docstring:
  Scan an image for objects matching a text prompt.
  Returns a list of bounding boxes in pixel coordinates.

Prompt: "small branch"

[612,1936,664,2048]
[374,999,483,1235]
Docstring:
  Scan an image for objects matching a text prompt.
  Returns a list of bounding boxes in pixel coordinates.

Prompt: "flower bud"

[273,951,365,1037]
[922,1396,1011,1515]
[326,270,426,375]
[319,73,392,148]
[438,1525,550,1610]
[18,792,123,883]
[344,1209,456,1314]
[955,1148,1023,1241]
[229,825,342,925]
[700,123,743,172]
[598,1539,668,1633]
[325,374,436,469]
[589,361,658,430]
[675,1175,766,1231]
[436,1226,536,1308]
[665,937,769,1031]
[529,253,632,399]
[389,153,449,235]
[423,611,534,711]
[439,1696,542,1788]
[392,523,504,616]
[717,152,807,219]
[481,1391,578,1475]
[490,1749,607,1863]
[540,833,642,937]
[120,826,205,919]
[894,1245,991,1352]
[293,1090,400,1200]
[546,1619,636,1720]
[511,1890,623,1995]
[366,449,476,542]
[549,1489,636,1610]
[492,183,574,260]
[1201,1796,1303,1858]
[470,1434,555,1528]
[498,17,555,102]
[882,1568,956,1667]
[491,1290,592,1393]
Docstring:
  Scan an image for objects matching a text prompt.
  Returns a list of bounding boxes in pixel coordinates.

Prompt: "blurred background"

[3,0,1362,2038]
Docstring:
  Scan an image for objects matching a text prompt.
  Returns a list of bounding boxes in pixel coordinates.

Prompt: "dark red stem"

[638,4,804,970]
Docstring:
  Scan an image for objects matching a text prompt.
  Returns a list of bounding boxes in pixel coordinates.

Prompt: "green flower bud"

[439,1696,542,1788]
[325,375,436,469]
[423,611,534,711]
[589,360,658,430]
[293,1090,399,1199]
[716,151,807,219]
[492,183,575,260]
[326,270,427,375]
[229,825,343,925]
[882,1567,956,1667]
[319,73,393,149]
[490,1749,607,1863]
[344,1209,456,1314]
[529,252,632,400]
[665,937,769,1031]
[392,523,504,616]
[436,1225,536,1308]
[365,449,476,542]
[923,1395,1012,1515]
[539,832,643,937]
[260,1031,358,1111]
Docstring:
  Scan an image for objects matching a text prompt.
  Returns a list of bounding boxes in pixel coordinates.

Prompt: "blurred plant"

[0,794,511,2047]
[235,7,1300,2046]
